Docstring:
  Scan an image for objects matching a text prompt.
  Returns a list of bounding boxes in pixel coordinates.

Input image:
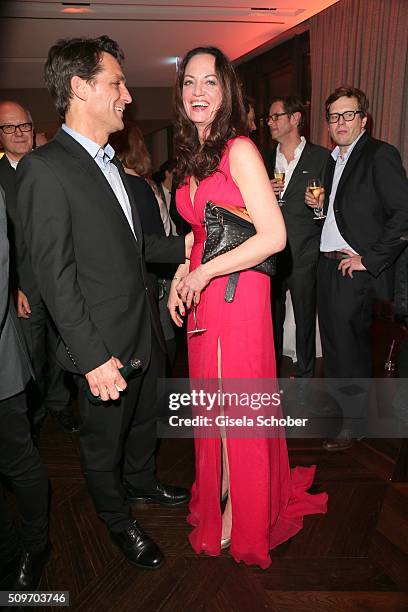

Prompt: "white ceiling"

[0,0,339,89]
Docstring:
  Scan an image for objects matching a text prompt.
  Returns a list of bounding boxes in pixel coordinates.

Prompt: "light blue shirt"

[320,130,366,253]
[62,124,136,239]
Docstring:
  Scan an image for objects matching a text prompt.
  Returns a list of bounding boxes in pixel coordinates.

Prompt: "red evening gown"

[176,137,327,569]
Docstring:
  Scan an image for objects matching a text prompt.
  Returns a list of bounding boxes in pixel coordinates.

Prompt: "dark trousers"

[20,299,72,426]
[77,330,166,532]
[317,256,374,434]
[317,256,374,378]
[272,260,318,377]
[0,390,49,557]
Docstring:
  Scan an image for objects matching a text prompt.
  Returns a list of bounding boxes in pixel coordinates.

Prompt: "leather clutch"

[202,200,276,302]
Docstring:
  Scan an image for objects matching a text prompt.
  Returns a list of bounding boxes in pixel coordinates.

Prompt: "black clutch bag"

[202,200,276,302]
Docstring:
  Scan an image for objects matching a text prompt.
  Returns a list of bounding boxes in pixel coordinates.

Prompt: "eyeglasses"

[267,112,289,122]
[0,122,33,134]
[326,110,362,124]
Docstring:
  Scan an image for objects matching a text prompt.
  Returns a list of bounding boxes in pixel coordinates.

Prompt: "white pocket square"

[302,170,309,174]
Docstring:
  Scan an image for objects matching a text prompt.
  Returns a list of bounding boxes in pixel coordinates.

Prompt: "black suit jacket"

[16,129,185,375]
[0,188,33,400]
[264,141,330,273]
[323,132,408,298]
[0,155,42,304]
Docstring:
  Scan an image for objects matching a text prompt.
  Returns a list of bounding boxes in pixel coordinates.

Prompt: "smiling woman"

[168,46,328,570]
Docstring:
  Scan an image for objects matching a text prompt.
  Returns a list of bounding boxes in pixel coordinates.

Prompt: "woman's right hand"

[167,279,186,326]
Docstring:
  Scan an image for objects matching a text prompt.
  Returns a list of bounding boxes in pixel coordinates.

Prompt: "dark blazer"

[264,141,330,272]
[0,188,32,400]
[16,129,185,376]
[0,155,42,304]
[323,132,408,298]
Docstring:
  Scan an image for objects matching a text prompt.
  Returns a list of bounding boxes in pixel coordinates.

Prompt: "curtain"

[309,0,408,168]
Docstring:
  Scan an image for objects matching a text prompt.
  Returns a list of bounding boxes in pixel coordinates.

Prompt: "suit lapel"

[324,157,336,215]
[333,131,368,203]
[55,130,141,250]
[283,143,312,200]
[112,157,144,246]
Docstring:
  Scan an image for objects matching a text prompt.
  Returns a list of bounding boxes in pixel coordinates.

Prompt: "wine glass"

[307,178,325,219]
[187,305,206,335]
[274,167,286,205]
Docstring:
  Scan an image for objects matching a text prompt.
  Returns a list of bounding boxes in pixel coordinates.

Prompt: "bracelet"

[185,256,190,260]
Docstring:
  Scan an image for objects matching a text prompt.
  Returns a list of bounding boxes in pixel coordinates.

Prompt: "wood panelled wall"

[236,31,311,154]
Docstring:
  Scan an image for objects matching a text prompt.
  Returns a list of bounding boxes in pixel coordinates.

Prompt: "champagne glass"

[187,305,206,335]
[307,178,325,219]
[274,167,286,205]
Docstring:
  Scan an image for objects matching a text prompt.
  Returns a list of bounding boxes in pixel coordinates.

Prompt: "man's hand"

[15,289,31,318]
[271,178,285,197]
[167,280,185,326]
[85,356,127,402]
[337,250,366,278]
[305,186,325,209]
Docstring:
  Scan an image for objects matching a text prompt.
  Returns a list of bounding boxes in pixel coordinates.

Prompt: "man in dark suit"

[0,189,50,590]
[17,36,191,570]
[264,97,330,378]
[0,100,76,441]
[307,85,408,450]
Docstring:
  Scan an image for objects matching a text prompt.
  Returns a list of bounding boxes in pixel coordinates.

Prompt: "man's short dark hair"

[44,35,125,119]
[325,85,369,119]
[269,96,306,131]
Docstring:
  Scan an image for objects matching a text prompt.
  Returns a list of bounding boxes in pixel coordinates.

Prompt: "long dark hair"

[173,46,247,185]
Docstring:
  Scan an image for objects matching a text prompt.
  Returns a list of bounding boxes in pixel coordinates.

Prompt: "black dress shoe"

[125,481,190,507]
[50,409,79,433]
[12,542,52,591]
[110,521,164,570]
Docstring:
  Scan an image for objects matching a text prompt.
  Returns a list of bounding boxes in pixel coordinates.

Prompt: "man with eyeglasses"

[264,97,330,380]
[0,101,77,443]
[306,85,408,451]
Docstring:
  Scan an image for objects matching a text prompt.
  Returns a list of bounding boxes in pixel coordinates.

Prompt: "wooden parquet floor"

[15,421,406,612]
[3,312,408,612]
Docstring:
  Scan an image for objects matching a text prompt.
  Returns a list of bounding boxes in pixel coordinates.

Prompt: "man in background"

[0,100,76,442]
[307,85,408,450]
[264,96,329,378]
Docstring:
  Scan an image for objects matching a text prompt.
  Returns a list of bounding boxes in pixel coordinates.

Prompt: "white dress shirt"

[275,136,306,195]
[320,130,366,253]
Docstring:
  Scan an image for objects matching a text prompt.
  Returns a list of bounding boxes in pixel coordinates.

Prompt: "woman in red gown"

[168,47,327,569]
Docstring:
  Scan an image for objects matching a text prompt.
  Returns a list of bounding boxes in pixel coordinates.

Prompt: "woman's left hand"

[176,265,211,308]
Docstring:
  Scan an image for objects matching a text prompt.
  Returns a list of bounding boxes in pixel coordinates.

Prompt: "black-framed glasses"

[326,110,362,124]
[0,122,33,134]
[267,112,289,122]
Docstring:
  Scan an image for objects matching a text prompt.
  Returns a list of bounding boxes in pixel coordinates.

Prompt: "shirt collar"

[331,129,365,163]
[276,135,306,160]
[62,123,115,162]
[5,155,18,170]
